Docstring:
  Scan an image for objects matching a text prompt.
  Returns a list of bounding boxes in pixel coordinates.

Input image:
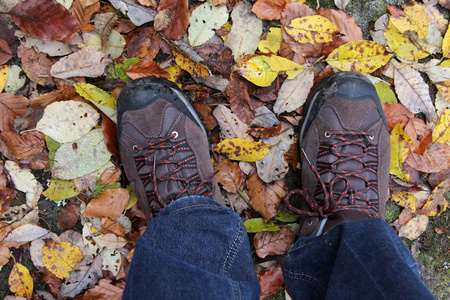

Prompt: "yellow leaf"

[398,214,429,240]
[326,40,393,74]
[43,179,79,200]
[8,262,33,300]
[384,22,430,61]
[419,178,450,217]
[172,47,209,77]
[268,55,304,79]
[214,138,272,162]
[165,64,184,88]
[42,240,83,279]
[443,25,450,57]
[391,191,416,213]
[390,123,412,182]
[74,83,116,109]
[285,15,340,44]
[258,28,283,54]
[0,65,8,93]
[440,59,450,67]
[388,1,428,39]
[432,109,450,143]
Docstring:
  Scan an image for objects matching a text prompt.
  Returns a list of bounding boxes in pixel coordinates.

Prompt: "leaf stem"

[238,190,252,208]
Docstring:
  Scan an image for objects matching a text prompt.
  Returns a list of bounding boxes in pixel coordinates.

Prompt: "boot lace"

[285,130,380,218]
[133,132,215,217]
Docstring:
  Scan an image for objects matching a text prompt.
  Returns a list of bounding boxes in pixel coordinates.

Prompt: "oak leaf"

[215,160,245,193]
[8,262,33,300]
[50,49,112,79]
[254,226,295,258]
[251,0,291,21]
[248,173,287,221]
[388,1,428,39]
[157,0,189,40]
[83,188,130,219]
[0,93,30,133]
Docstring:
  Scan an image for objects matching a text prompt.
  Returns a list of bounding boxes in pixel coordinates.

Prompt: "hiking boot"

[285,72,390,236]
[117,77,222,220]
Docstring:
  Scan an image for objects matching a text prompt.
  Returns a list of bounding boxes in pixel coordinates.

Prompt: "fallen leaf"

[391,191,417,213]
[4,65,26,94]
[8,262,33,300]
[17,31,72,57]
[258,28,283,54]
[432,109,450,143]
[157,0,189,40]
[213,105,251,139]
[326,41,393,74]
[96,233,127,249]
[250,124,282,139]
[215,138,272,162]
[71,0,100,33]
[419,177,449,216]
[248,173,287,221]
[0,93,29,133]
[102,30,126,59]
[334,0,350,10]
[392,60,436,122]
[99,166,122,186]
[254,226,295,258]
[10,0,79,41]
[374,81,398,104]
[188,1,228,47]
[193,102,218,131]
[244,218,281,233]
[251,106,280,128]
[197,44,234,75]
[57,204,79,230]
[52,129,111,180]
[407,143,450,173]
[30,86,77,107]
[0,131,45,160]
[83,188,129,219]
[226,79,254,124]
[388,1,428,39]
[50,48,112,79]
[43,179,79,201]
[126,60,170,79]
[109,0,156,26]
[258,264,284,298]
[100,249,122,276]
[0,39,12,64]
[404,117,432,154]
[101,218,126,238]
[172,46,209,77]
[94,12,119,46]
[285,15,340,44]
[0,245,9,266]
[273,68,314,114]
[18,44,56,86]
[225,1,262,59]
[434,227,448,234]
[35,100,100,143]
[84,278,123,299]
[382,103,414,131]
[42,240,83,279]
[0,65,8,93]
[33,267,62,296]
[215,160,245,193]
[2,224,48,245]
[127,26,160,61]
[422,0,448,35]
[102,112,120,158]
[384,22,430,61]
[390,123,412,182]
[74,82,117,110]
[284,141,300,171]
[399,214,429,240]
[252,0,291,20]
[429,169,450,188]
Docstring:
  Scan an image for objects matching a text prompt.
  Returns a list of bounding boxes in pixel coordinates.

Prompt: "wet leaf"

[432,109,450,143]
[126,60,170,79]
[8,262,33,299]
[10,0,79,41]
[43,179,79,200]
[215,138,272,162]
[188,1,228,47]
[254,226,295,258]
[110,0,156,26]
[215,160,245,193]
[274,68,314,114]
[50,49,112,79]
[399,214,429,240]
[326,41,393,74]
[244,218,281,233]
[0,39,12,64]
[35,100,100,143]
[390,123,412,182]
[224,1,262,59]
[0,131,46,160]
[388,1,428,39]
[252,0,291,21]
[83,188,130,219]
[248,173,287,221]
[384,22,430,61]
[419,177,450,216]
[258,264,284,298]
[172,46,209,77]
[213,105,251,139]
[72,0,100,33]
[157,0,189,40]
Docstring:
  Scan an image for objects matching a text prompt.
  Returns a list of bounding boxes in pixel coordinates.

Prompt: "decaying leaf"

[8,262,33,300]
[215,160,245,193]
[388,1,428,39]
[109,0,156,26]
[4,65,26,94]
[384,22,430,61]
[188,1,228,47]
[391,191,417,213]
[258,264,284,298]
[252,0,291,21]
[422,0,448,35]
[157,0,189,40]
[43,179,79,201]
[399,214,429,240]
[390,123,412,182]
[0,93,29,133]
[72,0,100,33]
[419,177,450,216]
[215,138,272,162]
[50,49,112,79]
[285,15,340,44]
[83,188,130,219]
[407,143,450,173]
[274,68,314,114]
[432,109,450,143]
[172,46,209,77]
[42,240,83,279]
[254,226,296,258]
[213,105,251,139]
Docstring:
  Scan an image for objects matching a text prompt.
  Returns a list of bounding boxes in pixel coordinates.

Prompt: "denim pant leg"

[122,196,261,300]
[282,218,436,300]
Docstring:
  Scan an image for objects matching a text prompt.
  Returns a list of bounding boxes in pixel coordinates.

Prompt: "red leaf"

[126,61,170,79]
[258,264,284,298]
[0,39,12,64]
[11,0,79,41]
[157,0,189,40]
[252,0,291,21]
[0,93,30,133]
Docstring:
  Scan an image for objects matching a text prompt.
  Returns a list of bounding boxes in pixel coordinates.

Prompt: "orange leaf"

[258,264,284,298]
[254,227,296,258]
[382,103,414,131]
[83,188,130,219]
[127,26,161,61]
[252,0,291,21]
[0,39,12,64]
[99,166,122,186]
[215,160,246,193]
[0,94,30,133]
[157,0,189,40]
[71,0,100,33]
[126,61,170,80]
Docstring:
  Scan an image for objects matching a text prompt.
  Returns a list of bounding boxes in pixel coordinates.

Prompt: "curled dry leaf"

[0,131,45,160]
[248,173,287,221]
[407,143,450,173]
[419,177,450,216]
[215,160,245,193]
[83,188,130,219]
[254,226,296,258]
[157,0,189,40]
[84,278,124,299]
[382,103,414,131]
[172,46,209,77]
[0,93,30,133]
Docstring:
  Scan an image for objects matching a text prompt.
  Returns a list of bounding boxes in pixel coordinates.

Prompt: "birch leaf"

[215,138,272,162]
[258,28,283,54]
[392,60,436,122]
[42,240,83,279]
[326,40,393,74]
[8,263,33,300]
[213,105,251,139]
[388,1,428,39]
[52,129,111,180]
[50,49,112,79]
[390,123,412,182]
[35,100,100,143]
[224,1,262,59]
[188,1,228,47]
[274,68,314,114]
[285,15,340,44]
[432,109,450,143]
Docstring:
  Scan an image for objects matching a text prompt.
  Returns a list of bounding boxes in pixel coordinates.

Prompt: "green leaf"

[46,135,61,168]
[188,1,228,47]
[244,218,281,233]
[74,83,117,122]
[107,58,140,82]
[274,210,301,223]
[374,81,397,103]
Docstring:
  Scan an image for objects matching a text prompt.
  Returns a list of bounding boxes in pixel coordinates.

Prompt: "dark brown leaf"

[32,267,62,295]
[102,113,119,159]
[57,204,79,230]
[0,17,19,45]
[429,169,450,188]
[126,61,170,79]
[17,44,54,87]
[157,0,189,40]
[0,39,12,64]
[226,79,254,125]
[258,264,284,298]
[284,141,300,171]
[0,93,30,133]
[94,12,119,46]
[71,0,100,33]
[193,102,218,131]
[440,0,450,10]
[252,0,291,21]
[127,26,161,61]
[250,124,282,139]
[14,105,45,132]
[11,0,79,41]
[0,131,45,160]
[197,44,234,75]
[215,160,245,193]
[254,227,296,258]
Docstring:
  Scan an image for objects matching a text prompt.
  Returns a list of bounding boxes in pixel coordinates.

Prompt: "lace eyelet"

[171,131,179,138]
[307,220,314,226]
[368,134,375,140]
[132,145,139,152]
[324,131,331,138]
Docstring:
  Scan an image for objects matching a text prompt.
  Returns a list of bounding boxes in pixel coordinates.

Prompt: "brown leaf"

[252,0,291,21]
[258,264,284,298]
[94,12,119,46]
[30,86,77,107]
[0,39,12,64]
[0,163,7,191]
[428,169,450,188]
[254,227,296,258]
[83,188,129,219]
[101,218,126,239]
[215,160,245,193]
[382,103,415,132]
[398,207,413,225]
[193,102,218,131]
[0,93,30,133]
[138,0,157,8]
[284,141,299,171]
[127,26,161,61]
[71,0,100,33]
[249,124,282,139]
[157,0,189,40]
[102,113,120,159]
[14,105,45,132]
[407,143,450,173]
[11,0,79,41]
[17,44,54,87]
[403,117,432,154]
[440,0,450,10]
[0,245,9,266]
[57,204,79,231]
[25,153,50,170]
[125,61,170,79]
[32,267,62,295]
[197,44,234,75]
[226,79,254,125]
[247,173,287,221]
[434,227,448,234]
[419,177,450,216]
[84,278,123,299]
[0,131,45,160]
[99,166,122,186]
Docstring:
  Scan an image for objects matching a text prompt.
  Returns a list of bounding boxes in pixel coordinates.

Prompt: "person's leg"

[283,72,435,299]
[122,196,260,299]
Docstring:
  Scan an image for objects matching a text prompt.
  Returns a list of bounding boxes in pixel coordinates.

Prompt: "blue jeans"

[122,196,435,299]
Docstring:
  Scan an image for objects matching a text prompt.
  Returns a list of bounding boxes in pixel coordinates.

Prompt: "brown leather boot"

[117,77,222,220]
[285,72,390,236]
